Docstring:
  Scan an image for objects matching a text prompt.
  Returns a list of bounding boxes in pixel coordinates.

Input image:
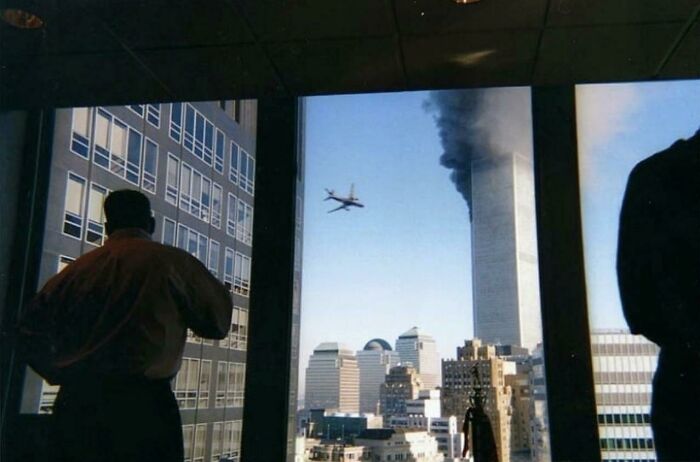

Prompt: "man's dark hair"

[104,190,155,235]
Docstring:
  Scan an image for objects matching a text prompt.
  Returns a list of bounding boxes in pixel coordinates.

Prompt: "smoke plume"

[425,88,532,218]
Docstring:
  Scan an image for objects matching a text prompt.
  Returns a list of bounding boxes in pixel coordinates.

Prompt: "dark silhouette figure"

[18,190,232,462]
[617,130,700,461]
[462,366,499,462]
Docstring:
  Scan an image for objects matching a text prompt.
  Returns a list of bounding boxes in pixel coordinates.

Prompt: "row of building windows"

[599,438,654,450]
[71,108,255,234]
[165,155,253,244]
[211,420,243,462]
[173,358,245,410]
[593,372,654,385]
[169,103,255,196]
[162,219,251,296]
[591,343,660,356]
[597,413,651,425]
[128,104,161,128]
[63,174,110,244]
[185,307,248,351]
[595,393,652,406]
[72,108,158,194]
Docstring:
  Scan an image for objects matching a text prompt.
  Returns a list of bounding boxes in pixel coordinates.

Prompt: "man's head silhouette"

[104,189,155,236]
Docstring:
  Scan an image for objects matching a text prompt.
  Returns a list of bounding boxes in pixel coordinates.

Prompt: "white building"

[395,327,442,390]
[388,415,463,460]
[357,338,400,414]
[406,389,441,418]
[355,429,443,462]
[305,342,360,413]
[591,329,659,462]
[471,150,542,351]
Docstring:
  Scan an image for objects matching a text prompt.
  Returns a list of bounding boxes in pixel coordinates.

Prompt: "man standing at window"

[617,131,700,461]
[18,190,233,462]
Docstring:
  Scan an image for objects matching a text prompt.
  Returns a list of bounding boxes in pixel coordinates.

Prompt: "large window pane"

[577,81,700,462]
[295,90,549,462]
[21,101,256,462]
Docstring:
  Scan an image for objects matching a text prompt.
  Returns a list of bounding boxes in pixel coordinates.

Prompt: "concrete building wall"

[395,327,441,390]
[357,348,400,414]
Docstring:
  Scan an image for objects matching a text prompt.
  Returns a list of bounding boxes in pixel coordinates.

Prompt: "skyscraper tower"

[357,338,400,414]
[305,342,360,413]
[395,327,441,390]
[471,150,542,351]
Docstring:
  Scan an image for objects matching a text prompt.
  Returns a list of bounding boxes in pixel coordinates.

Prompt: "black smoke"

[425,88,532,219]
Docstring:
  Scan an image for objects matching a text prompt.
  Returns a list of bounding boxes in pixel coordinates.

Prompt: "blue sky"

[297,81,700,397]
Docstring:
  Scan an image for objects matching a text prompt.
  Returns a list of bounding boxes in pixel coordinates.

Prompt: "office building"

[471,150,542,351]
[309,412,383,442]
[305,342,360,413]
[388,390,463,460]
[395,327,441,390]
[18,100,261,462]
[529,344,551,462]
[442,339,515,462]
[591,329,659,462]
[380,365,422,418]
[357,338,400,414]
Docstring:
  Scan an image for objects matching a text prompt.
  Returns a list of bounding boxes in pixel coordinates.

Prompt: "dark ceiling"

[1,0,699,109]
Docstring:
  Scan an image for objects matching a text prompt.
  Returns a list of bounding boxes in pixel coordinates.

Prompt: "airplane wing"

[327,204,347,213]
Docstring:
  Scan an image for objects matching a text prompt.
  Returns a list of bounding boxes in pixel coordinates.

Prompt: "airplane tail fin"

[324,188,334,200]
[349,183,355,200]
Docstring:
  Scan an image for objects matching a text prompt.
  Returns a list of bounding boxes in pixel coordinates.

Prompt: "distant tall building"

[395,327,441,389]
[357,338,400,414]
[471,151,541,351]
[380,365,422,417]
[591,330,659,462]
[442,339,515,462]
[305,342,360,413]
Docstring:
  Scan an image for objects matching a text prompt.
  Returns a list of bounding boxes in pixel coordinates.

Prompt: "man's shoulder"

[633,132,700,179]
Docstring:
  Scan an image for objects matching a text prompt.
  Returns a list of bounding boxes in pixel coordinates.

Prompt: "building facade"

[379,365,422,418]
[395,327,441,390]
[442,339,515,462]
[471,150,541,351]
[355,429,443,462]
[20,100,259,462]
[357,338,400,414]
[591,330,659,462]
[305,343,360,413]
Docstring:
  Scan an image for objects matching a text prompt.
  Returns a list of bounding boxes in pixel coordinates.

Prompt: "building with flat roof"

[355,428,442,462]
[591,329,659,462]
[305,342,360,413]
[380,365,422,418]
[19,100,262,462]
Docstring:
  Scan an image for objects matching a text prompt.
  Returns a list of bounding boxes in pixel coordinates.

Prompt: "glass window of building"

[226,193,236,237]
[211,183,223,229]
[126,128,143,185]
[170,103,183,142]
[162,217,176,246]
[110,119,127,177]
[63,172,86,239]
[229,142,239,184]
[85,183,108,246]
[214,129,225,174]
[166,154,180,205]
[70,107,91,158]
[146,103,160,128]
[577,80,700,461]
[142,138,158,194]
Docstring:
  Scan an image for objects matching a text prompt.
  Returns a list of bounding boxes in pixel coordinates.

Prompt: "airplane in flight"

[324,184,365,213]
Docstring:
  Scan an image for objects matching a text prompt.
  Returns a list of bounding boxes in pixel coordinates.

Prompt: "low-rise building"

[355,429,442,462]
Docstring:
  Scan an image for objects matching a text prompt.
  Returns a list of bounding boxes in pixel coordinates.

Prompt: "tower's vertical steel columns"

[531,86,601,462]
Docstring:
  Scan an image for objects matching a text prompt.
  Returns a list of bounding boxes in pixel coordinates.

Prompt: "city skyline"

[298,81,700,400]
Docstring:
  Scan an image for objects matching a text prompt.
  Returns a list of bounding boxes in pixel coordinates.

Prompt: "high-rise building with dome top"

[395,327,441,390]
[305,342,359,413]
[357,339,400,414]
